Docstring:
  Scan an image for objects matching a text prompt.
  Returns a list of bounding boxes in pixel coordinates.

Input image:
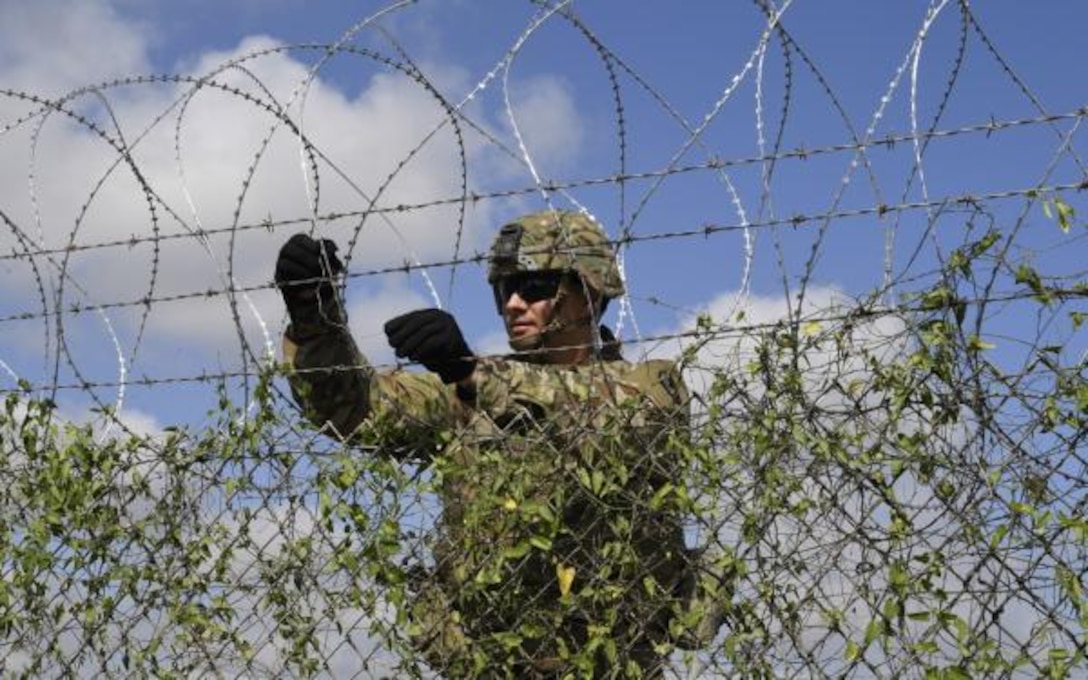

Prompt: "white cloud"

[97,404,163,439]
[644,284,907,399]
[0,0,151,95]
[0,1,590,412]
[345,282,431,365]
[498,75,586,178]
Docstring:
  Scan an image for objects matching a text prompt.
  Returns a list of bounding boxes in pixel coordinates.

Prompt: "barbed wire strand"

[2,3,1087,677]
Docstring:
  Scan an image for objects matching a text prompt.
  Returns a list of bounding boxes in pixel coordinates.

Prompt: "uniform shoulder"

[617,357,682,379]
[637,357,682,373]
[600,358,688,407]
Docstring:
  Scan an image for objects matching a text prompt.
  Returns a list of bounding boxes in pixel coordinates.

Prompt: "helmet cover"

[487,210,624,300]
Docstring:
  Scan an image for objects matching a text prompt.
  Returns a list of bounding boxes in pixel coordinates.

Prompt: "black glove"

[384,309,476,384]
[275,233,344,328]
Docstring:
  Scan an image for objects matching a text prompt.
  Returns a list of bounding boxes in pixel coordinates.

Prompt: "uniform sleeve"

[282,325,466,454]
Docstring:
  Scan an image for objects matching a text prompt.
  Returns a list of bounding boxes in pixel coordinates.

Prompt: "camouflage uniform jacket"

[284,322,692,675]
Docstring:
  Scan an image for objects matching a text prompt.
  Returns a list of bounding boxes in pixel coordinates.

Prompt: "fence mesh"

[1,1,1086,677]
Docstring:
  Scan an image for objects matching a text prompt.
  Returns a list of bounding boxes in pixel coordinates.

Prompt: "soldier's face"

[501,275,593,357]
[502,284,556,343]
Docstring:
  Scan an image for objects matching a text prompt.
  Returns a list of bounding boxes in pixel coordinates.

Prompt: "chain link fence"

[1,1,1086,677]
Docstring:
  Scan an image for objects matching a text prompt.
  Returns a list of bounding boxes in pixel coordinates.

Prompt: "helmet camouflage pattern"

[487,210,624,299]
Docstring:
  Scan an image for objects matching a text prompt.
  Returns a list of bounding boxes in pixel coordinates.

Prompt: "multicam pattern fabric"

[487,210,625,300]
[283,325,692,677]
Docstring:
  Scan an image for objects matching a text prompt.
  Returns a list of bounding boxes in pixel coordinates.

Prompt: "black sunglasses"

[492,271,567,310]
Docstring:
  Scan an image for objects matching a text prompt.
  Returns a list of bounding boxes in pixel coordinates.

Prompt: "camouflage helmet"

[486,210,624,300]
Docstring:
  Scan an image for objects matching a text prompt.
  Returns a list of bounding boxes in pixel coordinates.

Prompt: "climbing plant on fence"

[1,1,1086,676]
[2,201,1085,676]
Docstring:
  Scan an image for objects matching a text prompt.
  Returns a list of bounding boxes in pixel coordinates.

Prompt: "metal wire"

[1,1,1086,677]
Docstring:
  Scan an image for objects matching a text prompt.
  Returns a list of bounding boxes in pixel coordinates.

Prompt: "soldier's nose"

[505,292,528,313]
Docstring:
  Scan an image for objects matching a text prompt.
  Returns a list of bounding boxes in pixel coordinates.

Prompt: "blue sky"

[1,0,1086,428]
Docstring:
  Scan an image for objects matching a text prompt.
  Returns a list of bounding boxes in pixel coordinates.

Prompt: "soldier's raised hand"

[275,233,344,328]
[384,309,476,384]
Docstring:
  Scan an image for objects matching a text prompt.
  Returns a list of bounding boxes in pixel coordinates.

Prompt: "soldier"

[276,210,696,678]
